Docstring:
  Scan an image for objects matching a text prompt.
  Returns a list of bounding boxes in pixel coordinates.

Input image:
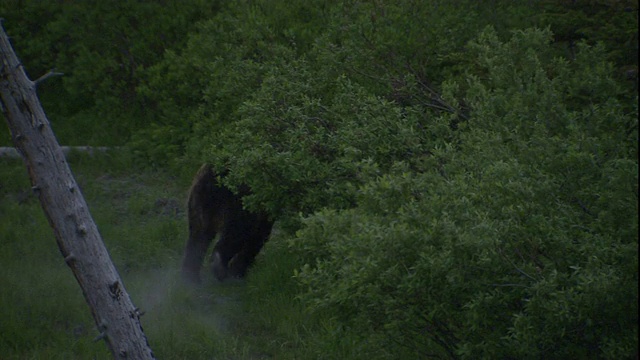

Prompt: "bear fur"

[181,164,273,283]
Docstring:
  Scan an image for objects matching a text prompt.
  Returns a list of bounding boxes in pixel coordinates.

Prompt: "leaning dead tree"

[0,146,114,159]
[0,24,155,359]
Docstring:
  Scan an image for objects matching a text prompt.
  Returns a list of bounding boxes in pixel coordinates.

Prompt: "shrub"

[291,27,638,359]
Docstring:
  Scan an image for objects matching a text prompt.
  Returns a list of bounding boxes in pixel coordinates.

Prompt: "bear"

[181,164,273,283]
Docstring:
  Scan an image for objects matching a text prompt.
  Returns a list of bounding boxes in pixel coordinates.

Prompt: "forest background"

[0,1,637,359]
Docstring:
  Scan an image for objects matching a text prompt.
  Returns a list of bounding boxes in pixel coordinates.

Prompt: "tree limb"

[34,69,63,86]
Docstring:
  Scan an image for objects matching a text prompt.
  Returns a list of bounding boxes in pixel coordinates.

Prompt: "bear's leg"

[211,222,247,281]
[228,217,273,278]
[181,165,219,283]
[182,229,215,283]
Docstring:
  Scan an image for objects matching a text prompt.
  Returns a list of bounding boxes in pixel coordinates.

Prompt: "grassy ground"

[0,152,340,359]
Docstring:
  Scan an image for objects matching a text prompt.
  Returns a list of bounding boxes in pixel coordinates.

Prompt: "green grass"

[0,152,345,359]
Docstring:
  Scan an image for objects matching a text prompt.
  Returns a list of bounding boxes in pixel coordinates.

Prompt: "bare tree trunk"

[0,146,116,159]
[0,23,155,359]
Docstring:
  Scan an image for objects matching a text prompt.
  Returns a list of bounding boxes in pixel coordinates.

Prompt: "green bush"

[0,0,218,145]
[208,64,440,220]
[141,0,537,168]
[291,27,638,359]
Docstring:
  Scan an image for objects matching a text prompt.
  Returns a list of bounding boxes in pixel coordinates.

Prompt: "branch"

[34,70,63,86]
[489,283,529,288]
[496,246,538,282]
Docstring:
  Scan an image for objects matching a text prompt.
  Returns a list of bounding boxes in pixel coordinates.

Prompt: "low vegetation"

[0,152,385,359]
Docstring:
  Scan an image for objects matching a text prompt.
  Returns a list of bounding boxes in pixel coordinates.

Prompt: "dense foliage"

[292,28,637,358]
[2,1,637,358]
[1,0,220,145]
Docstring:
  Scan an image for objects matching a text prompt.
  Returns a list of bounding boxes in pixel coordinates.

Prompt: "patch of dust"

[125,266,244,335]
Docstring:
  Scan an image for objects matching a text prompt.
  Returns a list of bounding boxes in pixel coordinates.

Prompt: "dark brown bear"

[181,164,273,283]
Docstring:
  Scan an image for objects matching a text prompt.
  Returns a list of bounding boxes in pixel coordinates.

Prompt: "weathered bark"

[0,24,155,359]
[0,146,115,159]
